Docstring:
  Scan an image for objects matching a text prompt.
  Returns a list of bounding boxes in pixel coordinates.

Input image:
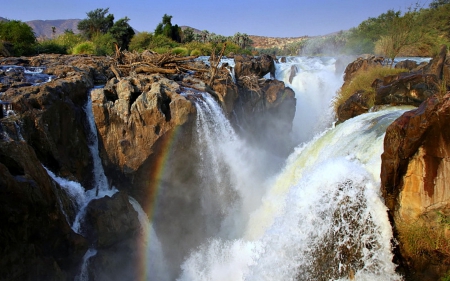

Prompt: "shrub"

[0,20,36,56]
[148,34,179,51]
[333,66,408,112]
[190,49,202,56]
[129,32,153,52]
[171,47,189,56]
[154,47,170,54]
[72,42,95,55]
[54,31,84,53]
[36,40,67,54]
[92,33,115,56]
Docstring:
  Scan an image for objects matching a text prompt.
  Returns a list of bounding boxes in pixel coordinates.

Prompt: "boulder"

[375,73,440,106]
[0,140,88,281]
[381,93,450,280]
[395,59,418,70]
[83,191,142,281]
[336,90,372,123]
[90,74,195,174]
[342,55,384,86]
[234,54,275,80]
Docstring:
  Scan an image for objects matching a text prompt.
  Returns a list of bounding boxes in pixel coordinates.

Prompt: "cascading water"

[275,56,343,144]
[174,58,410,281]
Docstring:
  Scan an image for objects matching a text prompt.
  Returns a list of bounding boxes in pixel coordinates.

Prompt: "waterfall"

[72,88,117,234]
[275,56,343,145]
[129,197,171,281]
[175,57,411,280]
[178,107,410,281]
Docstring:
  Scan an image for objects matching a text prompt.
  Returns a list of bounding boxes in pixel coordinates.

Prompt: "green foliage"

[154,14,181,43]
[72,41,95,55]
[333,66,408,112]
[53,30,84,53]
[0,20,36,56]
[109,17,135,50]
[77,8,114,39]
[35,40,67,54]
[190,49,202,56]
[129,32,153,52]
[154,47,170,54]
[148,34,179,50]
[92,33,115,55]
[430,0,450,9]
[182,27,195,43]
[171,47,189,56]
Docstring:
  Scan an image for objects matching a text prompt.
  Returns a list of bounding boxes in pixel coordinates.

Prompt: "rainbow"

[136,125,184,281]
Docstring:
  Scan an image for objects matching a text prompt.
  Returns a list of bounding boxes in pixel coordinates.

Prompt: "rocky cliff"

[0,53,295,280]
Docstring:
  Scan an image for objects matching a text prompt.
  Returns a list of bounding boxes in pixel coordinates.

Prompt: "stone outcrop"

[0,140,88,281]
[342,55,384,86]
[381,93,450,280]
[84,192,142,281]
[234,54,276,80]
[90,74,195,174]
[336,90,372,123]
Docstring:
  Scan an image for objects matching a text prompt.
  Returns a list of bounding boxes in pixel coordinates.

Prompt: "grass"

[396,212,450,259]
[333,66,408,113]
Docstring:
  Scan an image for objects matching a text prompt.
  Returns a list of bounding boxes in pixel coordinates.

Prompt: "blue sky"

[3,0,423,37]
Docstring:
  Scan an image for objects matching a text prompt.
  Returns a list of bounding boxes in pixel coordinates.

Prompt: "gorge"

[1,50,450,281]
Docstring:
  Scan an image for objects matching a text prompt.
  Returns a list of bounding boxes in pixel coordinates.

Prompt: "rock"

[336,90,372,123]
[395,59,418,70]
[0,140,88,281]
[234,54,275,80]
[83,191,142,281]
[342,55,384,86]
[381,93,450,279]
[375,73,440,106]
[90,74,195,175]
[289,65,297,84]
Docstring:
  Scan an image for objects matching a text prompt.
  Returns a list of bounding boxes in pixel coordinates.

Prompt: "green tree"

[154,14,181,42]
[182,27,195,43]
[109,17,135,50]
[429,0,450,9]
[77,8,114,39]
[129,31,153,52]
[0,20,36,56]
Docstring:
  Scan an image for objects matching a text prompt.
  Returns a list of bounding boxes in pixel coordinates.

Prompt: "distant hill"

[25,19,81,39]
[250,35,307,50]
[1,17,312,50]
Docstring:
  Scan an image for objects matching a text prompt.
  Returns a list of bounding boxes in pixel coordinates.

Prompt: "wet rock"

[83,191,142,281]
[381,93,450,280]
[0,141,88,281]
[337,90,372,123]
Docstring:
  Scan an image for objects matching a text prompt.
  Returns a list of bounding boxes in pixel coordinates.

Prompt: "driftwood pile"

[111,44,231,87]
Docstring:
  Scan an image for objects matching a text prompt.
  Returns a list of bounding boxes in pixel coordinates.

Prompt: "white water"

[275,56,342,145]
[72,90,117,234]
[176,58,409,280]
[129,197,171,281]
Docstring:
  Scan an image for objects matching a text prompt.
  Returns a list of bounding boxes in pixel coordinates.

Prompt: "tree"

[109,17,135,50]
[429,0,450,9]
[0,20,36,56]
[77,8,114,39]
[182,27,195,43]
[374,10,422,65]
[129,31,153,52]
[154,14,181,43]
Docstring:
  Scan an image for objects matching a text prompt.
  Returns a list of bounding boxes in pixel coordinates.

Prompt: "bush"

[154,47,170,54]
[54,31,84,53]
[333,66,408,112]
[129,32,153,52]
[36,40,67,54]
[190,49,202,56]
[92,33,115,56]
[72,42,95,55]
[171,47,189,56]
[0,20,36,56]
[184,41,212,56]
[148,34,179,51]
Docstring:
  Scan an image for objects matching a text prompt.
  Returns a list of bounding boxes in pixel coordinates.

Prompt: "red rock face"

[381,93,450,218]
[380,93,450,279]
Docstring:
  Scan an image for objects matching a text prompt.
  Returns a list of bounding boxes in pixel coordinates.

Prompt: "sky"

[3,0,426,37]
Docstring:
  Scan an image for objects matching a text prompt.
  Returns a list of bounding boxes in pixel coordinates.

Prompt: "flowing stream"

[173,57,408,281]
